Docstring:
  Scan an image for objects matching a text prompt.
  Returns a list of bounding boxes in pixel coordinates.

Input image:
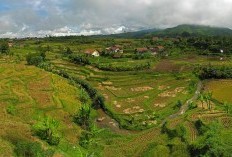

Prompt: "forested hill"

[101,24,232,38]
[153,24,232,37]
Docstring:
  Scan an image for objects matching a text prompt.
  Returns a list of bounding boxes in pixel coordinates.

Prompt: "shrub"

[63,47,73,56]
[6,104,17,115]
[173,100,182,110]
[0,42,10,54]
[188,102,197,110]
[197,64,232,79]
[194,119,208,135]
[32,116,61,145]
[26,52,45,66]
[73,105,91,129]
[14,141,54,157]
[79,131,93,148]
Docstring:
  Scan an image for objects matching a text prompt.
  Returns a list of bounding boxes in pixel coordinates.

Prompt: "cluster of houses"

[84,45,124,57]
[135,46,165,55]
[84,44,165,57]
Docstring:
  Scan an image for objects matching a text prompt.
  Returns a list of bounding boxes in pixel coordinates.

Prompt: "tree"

[0,42,10,54]
[26,52,45,66]
[190,122,230,157]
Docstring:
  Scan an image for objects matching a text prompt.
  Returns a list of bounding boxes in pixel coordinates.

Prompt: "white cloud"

[1,0,232,38]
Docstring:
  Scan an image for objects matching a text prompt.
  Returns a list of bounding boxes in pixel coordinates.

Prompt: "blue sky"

[1,0,232,38]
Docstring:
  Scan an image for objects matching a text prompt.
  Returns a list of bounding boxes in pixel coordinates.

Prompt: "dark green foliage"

[32,117,61,146]
[132,52,152,60]
[69,54,90,65]
[188,102,197,110]
[173,100,182,110]
[63,47,73,56]
[79,88,89,104]
[37,62,53,71]
[73,105,91,129]
[14,141,54,157]
[79,131,93,148]
[26,52,46,66]
[92,94,105,109]
[197,64,232,79]
[194,119,208,135]
[0,42,10,54]
[69,54,151,71]
[154,24,232,37]
[190,122,232,157]
[162,122,187,140]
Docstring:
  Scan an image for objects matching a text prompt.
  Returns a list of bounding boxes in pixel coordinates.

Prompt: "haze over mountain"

[1,0,232,38]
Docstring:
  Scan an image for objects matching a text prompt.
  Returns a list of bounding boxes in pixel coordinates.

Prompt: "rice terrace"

[1,1,232,157]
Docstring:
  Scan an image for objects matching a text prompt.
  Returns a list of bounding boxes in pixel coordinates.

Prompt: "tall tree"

[0,42,10,54]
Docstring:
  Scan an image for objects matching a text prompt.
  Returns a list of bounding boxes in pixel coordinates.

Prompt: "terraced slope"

[0,59,83,156]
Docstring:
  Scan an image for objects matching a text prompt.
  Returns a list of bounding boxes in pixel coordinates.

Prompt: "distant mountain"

[94,28,160,38]
[94,24,232,38]
[110,28,160,38]
[153,24,232,37]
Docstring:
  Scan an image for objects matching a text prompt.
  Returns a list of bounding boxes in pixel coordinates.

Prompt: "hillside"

[103,24,232,38]
[0,58,85,156]
[153,24,232,37]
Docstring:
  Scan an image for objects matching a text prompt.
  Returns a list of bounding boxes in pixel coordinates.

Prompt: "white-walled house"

[84,49,100,57]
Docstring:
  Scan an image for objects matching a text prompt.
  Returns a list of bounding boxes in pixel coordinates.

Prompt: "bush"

[69,54,151,71]
[26,52,45,66]
[173,100,182,110]
[63,47,73,56]
[194,119,208,135]
[0,42,10,54]
[14,140,54,157]
[6,104,17,115]
[197,64,232,79]
[79,131,93,148]
[32,116,61,145]
[188,102,197,110]
[73,105,91,129]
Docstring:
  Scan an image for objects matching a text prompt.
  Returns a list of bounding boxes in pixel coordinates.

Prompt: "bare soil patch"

[131,86,153,92]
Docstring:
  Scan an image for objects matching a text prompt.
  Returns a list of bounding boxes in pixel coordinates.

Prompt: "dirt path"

[161,81,203,125]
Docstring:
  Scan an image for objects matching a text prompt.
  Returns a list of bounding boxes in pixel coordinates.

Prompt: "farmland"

[1,30,232,156]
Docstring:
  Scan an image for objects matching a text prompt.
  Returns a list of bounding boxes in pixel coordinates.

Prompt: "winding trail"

[161,81,203,126]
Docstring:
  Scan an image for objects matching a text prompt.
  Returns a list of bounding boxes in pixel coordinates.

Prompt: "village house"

[149,46,165,55]
[105,45,123,53]
[8,42,13,47]
[152,36,159,41]
[135,46,165,55]
[135,48,149,53]
[84,49,100,57]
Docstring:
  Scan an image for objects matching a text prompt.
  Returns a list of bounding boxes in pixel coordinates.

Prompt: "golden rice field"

[0,59,83,156]
[205,79,232,103]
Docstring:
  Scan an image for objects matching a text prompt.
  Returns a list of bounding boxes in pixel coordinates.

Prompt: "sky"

[0,0,232,38]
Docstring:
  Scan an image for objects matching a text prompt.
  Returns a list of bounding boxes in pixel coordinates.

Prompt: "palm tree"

[207,92,213,110]
[199,94,205,109]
